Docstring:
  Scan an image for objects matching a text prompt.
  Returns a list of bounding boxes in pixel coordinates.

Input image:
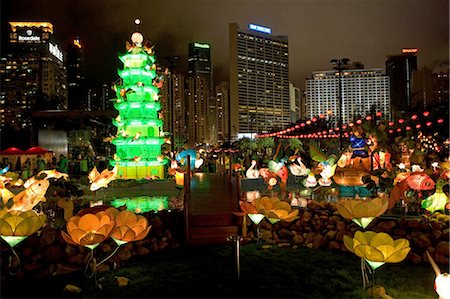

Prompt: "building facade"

[187,42,213,145]
[289,83,300,123]
[229,23,290,140]
[385,48,418,119]
[215,81,230,145]
[305,68,390,124]
[1,21,68,148]
[66,37,86,110]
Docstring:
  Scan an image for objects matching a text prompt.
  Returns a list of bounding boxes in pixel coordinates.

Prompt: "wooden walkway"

[186,173,241,245]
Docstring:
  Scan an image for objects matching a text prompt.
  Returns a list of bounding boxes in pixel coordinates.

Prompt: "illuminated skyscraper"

[305,68,390,123]
[187,42,213,145]
[386,48,418,118]
[215,81,230,144]
[67,37,86,110]
[229,23,289,140]
[0,21,67,148]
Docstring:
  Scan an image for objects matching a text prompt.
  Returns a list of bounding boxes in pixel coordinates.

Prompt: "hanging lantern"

[376,111,382,117]
[389,122,394,126]
[356,119,362,124]
[366,116,372,121]
[416,124,422,129]
[423,111,430,117]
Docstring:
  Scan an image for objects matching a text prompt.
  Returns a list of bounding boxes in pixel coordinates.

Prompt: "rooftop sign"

[402,48,418,54]
[49,43,63,62]
[194,42,210,49]
[249,24,271,34]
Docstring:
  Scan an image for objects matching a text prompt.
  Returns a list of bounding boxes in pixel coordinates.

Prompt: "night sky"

[2,0,448,89]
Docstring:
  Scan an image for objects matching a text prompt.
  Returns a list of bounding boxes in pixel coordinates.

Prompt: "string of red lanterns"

[256,111,445,140]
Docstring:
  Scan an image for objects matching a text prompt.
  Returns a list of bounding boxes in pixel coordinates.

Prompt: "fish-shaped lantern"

[24,169,69,188]
[1,182,15,204]
[89,166,118,191]
[9,180,50,212]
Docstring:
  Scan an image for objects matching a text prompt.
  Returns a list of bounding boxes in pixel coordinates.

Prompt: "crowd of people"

[1,154,71,180]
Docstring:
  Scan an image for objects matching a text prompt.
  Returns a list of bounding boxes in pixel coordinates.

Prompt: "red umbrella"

[0,147,25,155]
[24,146,51,155]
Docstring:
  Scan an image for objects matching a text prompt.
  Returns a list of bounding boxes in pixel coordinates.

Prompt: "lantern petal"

[61,230,78,245]
[14,217,35,236]
[78,214,100,231]
[0,218,14,236]
[273,201,291,212]
[385,247,411,263]
[272,209,289,219]
[393,238,410,250]
[343,235,355,252]
[116,210,138,226]
[361,246,385,262]
[283,210,299,222]
[369,232,394,248]
[134,226,151,241]
[79,233,105,246]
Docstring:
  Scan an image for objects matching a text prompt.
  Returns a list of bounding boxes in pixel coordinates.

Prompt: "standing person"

[50,156,58,169]
[21,158,31,180]
[36,155,46,172]
[2,157,12,171]
[58,154,69,173]
[80,154,88,175]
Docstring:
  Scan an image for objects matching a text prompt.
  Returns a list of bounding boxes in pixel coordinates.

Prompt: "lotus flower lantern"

[333,196,388,228]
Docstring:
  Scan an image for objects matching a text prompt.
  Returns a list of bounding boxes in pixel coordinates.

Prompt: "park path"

[186,173,241,244]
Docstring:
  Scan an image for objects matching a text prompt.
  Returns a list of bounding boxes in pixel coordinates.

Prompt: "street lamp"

[330,58,350,151]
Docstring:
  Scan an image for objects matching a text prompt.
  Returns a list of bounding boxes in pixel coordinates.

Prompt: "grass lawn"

[2,243,438,298]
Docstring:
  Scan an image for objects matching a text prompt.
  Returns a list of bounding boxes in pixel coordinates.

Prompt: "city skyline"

[2,0,448,89]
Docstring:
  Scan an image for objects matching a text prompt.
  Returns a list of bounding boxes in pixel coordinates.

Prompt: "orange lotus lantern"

[61,207,116,250]
[255,196,299,224]
[108,209,151,246]
[333,196,388,228]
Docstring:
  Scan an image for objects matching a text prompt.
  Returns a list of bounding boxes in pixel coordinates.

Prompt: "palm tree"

[256,137,275,158]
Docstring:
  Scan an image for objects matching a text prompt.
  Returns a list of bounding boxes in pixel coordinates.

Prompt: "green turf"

[1,243,438,298]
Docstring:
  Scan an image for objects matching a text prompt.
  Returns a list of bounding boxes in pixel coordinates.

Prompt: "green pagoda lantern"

[110,22,168,179]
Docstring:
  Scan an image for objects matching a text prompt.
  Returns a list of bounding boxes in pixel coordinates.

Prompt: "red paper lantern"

[438,119,444,123]
[295,125,300,129]
[397,128,402,132]
[406,126,411,131]
[389,122,394,126]
[306,120,311,125]
[423,111,430,117]
[398,119,404,124]
[411,115,418,120]
[376,111,382,117]
[388,129,393,133]
[426,122,432,126]
[349,122,354,127]
[300,123,305,127]
[312,117,317,122]
[416,124,421,129]
[366,116,372,121]
[356,119,362,124]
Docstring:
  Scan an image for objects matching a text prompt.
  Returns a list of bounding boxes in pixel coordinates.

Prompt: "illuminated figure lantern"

[349,134,368,158]
[111,23,167,179]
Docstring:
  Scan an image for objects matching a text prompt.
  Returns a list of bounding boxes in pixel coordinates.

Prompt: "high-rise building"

[1,21,68,148]
[187,42,212,145]
[229,23,290,140]
[67,37,86,110]
[305,68,390,123]
[215,81,230,144]
[289,83,300,123]
[412,67,449,110]
[159,71,187,148]
[386,48,418,118]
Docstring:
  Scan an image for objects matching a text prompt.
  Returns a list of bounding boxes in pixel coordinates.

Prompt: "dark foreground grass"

[2,243,437,298]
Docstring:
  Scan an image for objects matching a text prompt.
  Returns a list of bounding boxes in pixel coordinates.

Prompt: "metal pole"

[184,155,191,241]
[338,63,342,151]
[227,235,243,283]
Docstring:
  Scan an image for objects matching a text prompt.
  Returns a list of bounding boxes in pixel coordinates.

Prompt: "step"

[189,214,236,227]
[189,225,239,239]
[186,225,239,245]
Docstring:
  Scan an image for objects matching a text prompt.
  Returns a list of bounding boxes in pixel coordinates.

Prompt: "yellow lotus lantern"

[108,209,151,245]
[61,207,115,250]
[255,196,299,224]
[0,210,47,247]
[344,231,410,270]
[333,196,388,228]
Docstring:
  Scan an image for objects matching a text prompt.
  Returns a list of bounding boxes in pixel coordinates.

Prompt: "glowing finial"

[135,18,141,25]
